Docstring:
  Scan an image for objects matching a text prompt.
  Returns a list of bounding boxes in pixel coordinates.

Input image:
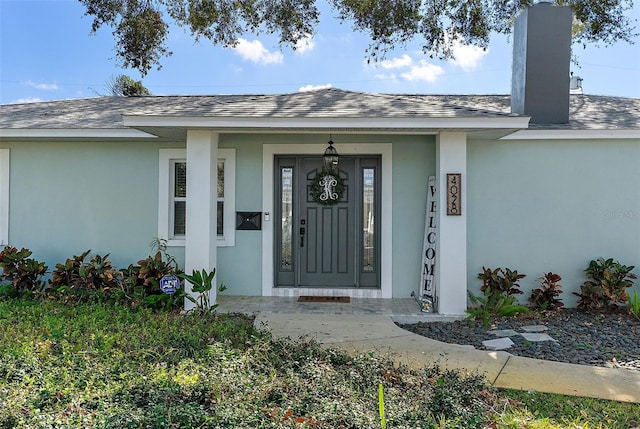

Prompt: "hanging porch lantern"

[323,137,339,172]
[311,136,344,205]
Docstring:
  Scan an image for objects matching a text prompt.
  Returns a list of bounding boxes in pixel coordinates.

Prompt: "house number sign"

[446,173,462,216]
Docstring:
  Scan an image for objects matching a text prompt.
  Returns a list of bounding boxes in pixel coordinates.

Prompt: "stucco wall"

[391,137,436,297]
[214,135,264,295]
[6,135,635,307]
[2,135,437,298]
[467,138,640,306]
[3,140,178,269]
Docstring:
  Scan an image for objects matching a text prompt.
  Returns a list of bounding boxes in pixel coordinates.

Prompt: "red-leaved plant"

[529,272,564,311]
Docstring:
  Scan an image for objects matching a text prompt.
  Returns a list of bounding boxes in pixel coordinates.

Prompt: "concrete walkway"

[217,296,640,403]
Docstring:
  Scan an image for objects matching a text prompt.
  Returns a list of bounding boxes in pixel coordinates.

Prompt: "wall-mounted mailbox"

[236,212,262,230]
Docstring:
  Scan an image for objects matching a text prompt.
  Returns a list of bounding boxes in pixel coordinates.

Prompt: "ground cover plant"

[1,299,638,428]
[497,390,639,429]
[0,299,503,428]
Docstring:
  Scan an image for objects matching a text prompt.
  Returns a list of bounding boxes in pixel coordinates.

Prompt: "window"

[280,166,293,271]
[0,149,9,246]
[171,160,187,237]
[159,148,235,247]
[362,167,375,271]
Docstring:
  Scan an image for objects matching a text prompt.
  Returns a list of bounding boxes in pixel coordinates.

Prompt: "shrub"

[478,266,525,297]
[49,250,124,302]
[467,267,529,327]
[0,246,48,295]
[574,258,637,311]
[467,290,530,328]
[529,272,564,311]
[124,251,180,294]
[114,239,184,310]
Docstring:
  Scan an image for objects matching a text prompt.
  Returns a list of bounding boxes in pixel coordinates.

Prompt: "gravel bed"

[398,309,640,371]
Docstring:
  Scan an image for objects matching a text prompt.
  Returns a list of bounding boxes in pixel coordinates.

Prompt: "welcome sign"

[416,176,437,312]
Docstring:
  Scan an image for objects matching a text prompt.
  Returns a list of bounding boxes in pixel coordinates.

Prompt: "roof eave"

[0,128,157,140]
[122,115,531,137]
[501,129,640,140]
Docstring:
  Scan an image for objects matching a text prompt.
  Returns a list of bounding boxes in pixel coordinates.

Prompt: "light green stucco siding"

[3,140,175,269]
[391,137,436,297]
[4,135,636,305]
[467,138,640,306]
[215,136,264,295]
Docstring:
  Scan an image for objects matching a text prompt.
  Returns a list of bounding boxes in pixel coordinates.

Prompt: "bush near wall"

[0,246,183,310]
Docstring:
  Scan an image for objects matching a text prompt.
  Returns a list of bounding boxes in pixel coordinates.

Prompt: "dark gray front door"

[275,155,380,289]
[299,157,356,286]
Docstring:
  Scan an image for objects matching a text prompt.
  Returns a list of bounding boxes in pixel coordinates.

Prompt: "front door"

[275,155,380,289]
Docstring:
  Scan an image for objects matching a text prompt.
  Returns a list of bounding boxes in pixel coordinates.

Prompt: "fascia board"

[0,128,157,139]
[502,129,640,140]
[123,115,531,131]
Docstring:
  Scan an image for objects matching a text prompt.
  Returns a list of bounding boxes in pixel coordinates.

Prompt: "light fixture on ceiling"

[323,136,339,171]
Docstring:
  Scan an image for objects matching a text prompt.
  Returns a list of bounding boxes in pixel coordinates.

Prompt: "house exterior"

[1,4,638,315]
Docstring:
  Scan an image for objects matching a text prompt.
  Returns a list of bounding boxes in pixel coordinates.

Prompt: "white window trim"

[159,148,235,247]
[0,149,9,246]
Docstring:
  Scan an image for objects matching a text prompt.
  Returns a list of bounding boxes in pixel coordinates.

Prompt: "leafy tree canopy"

[106,74,151,96]
[79,0,637,76]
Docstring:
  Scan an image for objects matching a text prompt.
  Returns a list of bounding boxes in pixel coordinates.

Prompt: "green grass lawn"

[1,299,637,428]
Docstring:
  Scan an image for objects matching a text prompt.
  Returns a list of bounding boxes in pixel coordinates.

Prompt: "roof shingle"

[1,88,638,131]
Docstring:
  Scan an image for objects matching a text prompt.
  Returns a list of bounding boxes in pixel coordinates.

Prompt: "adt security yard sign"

[160,274,180,295]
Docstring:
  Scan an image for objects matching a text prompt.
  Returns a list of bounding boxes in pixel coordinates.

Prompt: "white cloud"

[12,97,42,104]
[298,84,333,92]
[294,35,315,55]
[401,60,444,82]
[233,39,283,64]
[374,73,398,82]
[380,54,413,69]
[451,42,488,71]
[24,80,59,91]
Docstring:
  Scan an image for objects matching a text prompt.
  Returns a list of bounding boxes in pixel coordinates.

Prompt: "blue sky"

[1,0,639,104]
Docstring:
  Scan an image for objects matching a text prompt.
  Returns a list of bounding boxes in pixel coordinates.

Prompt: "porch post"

[185,130,219,309]
[435,132,467,315]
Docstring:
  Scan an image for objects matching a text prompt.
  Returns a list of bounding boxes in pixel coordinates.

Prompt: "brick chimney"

[511,2,572,124]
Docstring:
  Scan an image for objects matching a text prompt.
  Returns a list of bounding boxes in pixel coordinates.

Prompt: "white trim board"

[158,148,236,248]
[0,149,8,246]
[0,129,156,139]
[501,129,640,140]
[261,143,393,298]
[124,115,530,131]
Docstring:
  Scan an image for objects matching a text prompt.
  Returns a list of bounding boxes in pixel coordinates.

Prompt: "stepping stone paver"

[520,325,549,333]
[488,329,519,337]
[520,332,557,342]
[482,337,515,350]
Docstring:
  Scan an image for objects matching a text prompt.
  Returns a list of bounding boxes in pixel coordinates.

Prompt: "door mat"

[297,296,350,303]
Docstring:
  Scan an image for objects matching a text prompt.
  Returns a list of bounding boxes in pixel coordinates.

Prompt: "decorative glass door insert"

[275,156,380,289]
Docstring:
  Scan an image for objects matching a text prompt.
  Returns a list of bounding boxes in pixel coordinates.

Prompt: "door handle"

[300,227,305,247]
